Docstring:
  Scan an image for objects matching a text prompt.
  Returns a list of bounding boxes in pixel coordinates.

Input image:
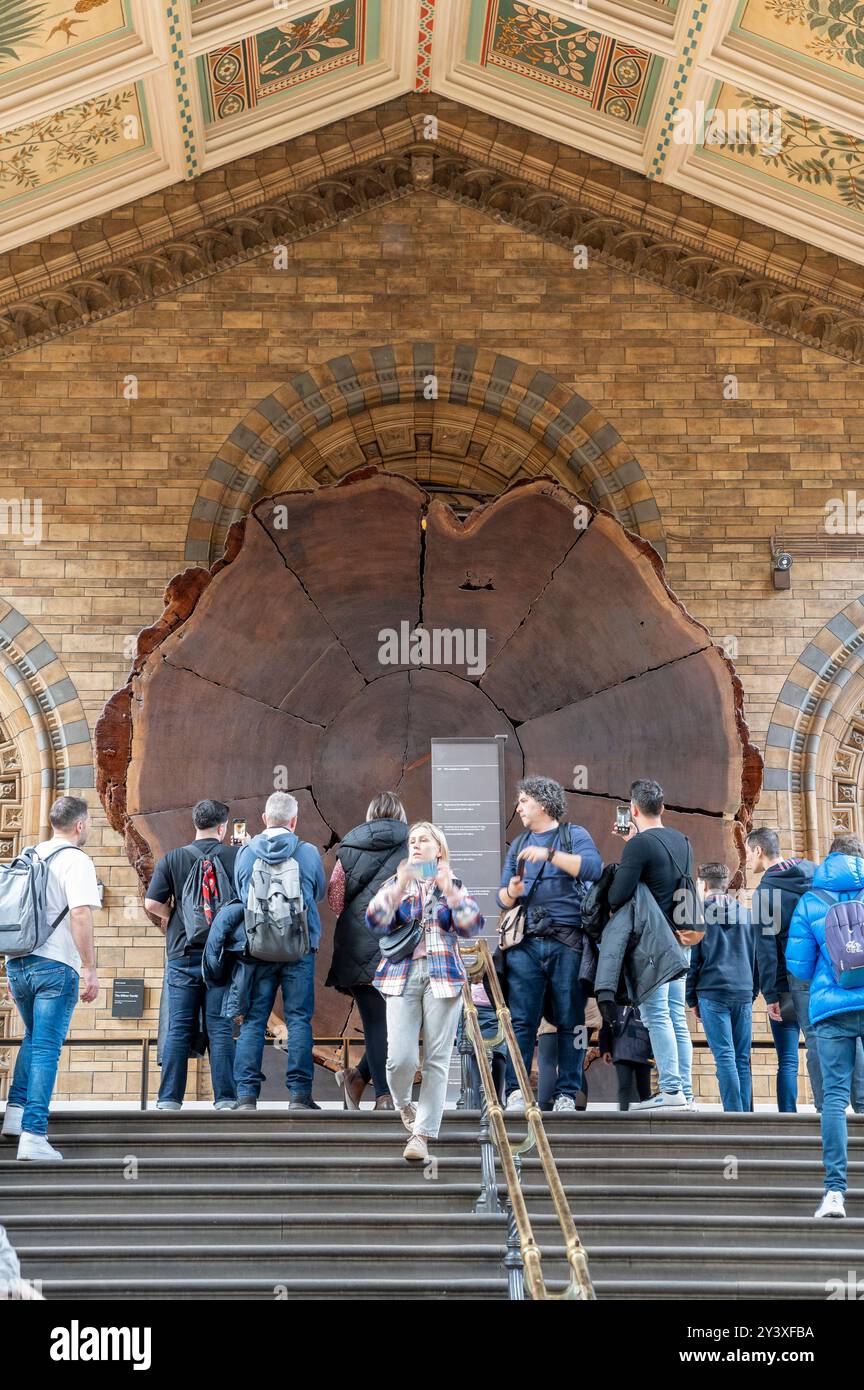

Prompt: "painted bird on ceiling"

[48,19,85,45]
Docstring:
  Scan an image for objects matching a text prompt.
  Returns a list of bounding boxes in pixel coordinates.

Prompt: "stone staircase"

[1,1109,861,1299]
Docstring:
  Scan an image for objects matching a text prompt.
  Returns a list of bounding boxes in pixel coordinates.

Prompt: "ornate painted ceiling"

[0,0,862,264]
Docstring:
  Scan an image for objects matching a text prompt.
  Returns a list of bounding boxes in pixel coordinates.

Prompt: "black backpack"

[581,863,618,942]
[179,845,235,949]
[657,834,706,945]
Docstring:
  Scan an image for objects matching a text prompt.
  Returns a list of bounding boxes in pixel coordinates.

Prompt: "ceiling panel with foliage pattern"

[0,0,861,263]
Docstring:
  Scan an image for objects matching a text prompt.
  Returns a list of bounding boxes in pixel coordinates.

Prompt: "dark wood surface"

[97,473,762,1055]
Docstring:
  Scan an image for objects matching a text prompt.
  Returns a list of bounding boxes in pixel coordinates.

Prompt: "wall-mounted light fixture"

[772,549,793,590]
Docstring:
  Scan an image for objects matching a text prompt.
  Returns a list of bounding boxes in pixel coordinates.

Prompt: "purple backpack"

[813,888,864,989]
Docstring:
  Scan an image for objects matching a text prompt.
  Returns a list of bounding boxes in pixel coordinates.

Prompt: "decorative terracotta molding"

[1,99,863,361]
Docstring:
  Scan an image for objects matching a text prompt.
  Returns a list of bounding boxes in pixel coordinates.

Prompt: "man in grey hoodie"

[232,792,325,1111]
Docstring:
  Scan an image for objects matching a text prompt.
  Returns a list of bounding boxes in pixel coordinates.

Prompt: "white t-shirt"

[30,838,101,974]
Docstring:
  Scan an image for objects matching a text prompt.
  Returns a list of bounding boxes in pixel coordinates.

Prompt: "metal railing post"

[473,1069,503,1215]
[140,1036,149,1111]
[504,1153,526,1300]
[459,938,596,1301]
[458,1023,479,1110]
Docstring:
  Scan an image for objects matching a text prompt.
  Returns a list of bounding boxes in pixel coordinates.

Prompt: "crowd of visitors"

[3,775,864,1219]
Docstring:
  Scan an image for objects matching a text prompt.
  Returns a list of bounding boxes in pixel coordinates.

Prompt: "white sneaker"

[399,1104,417,1134]
[403,1133,429,1163]
[629,1091,687,1112]
[506,1091,526,1114]
[814,1190,846,1219]
[684,1098,699,1112]
[17,1132,63,1162]
[1,1105,23,1138]
[552,1095,576,1112]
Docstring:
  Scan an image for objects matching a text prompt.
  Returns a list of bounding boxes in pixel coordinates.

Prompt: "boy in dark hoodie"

[231,791,325,1111]
[687,863,755,1111]
[747,828,815,1112]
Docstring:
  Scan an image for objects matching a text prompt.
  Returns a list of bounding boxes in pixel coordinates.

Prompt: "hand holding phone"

[232,819,247,846]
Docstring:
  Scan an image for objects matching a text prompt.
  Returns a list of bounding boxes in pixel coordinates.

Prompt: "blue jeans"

[6,955,79,1136]
[504,935,585,1100]
[788,976,864,1111]
[234,953,315,1099]
[814,1009,864,1193]
[698,996,752,1111]
[159,952,236,1105]
[768,1015,799,1112]
[639,973,692,1099]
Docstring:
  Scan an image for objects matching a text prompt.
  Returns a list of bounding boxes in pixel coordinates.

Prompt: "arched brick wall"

[764,596,864,858]
[184,345,666,567]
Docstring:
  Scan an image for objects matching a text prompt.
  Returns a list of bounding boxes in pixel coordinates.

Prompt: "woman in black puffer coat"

[326,792,408,1109]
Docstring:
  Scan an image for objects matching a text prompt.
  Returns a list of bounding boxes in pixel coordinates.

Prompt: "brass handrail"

[460,937,595,1301]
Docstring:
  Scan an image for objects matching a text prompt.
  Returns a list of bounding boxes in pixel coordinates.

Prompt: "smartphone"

[615,805,632,837]
[417,859,438,879]
[232,819,247,845]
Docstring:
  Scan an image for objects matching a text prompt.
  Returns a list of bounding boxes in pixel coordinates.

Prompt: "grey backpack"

[0,845,77,958]
[244,854,310,963]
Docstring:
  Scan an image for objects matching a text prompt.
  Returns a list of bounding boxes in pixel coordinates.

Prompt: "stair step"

[0,1154,850,1186]
[7,1130,854,1161]
[18,1242,511,1280]
[7,1209,864,1249]
[0,1179,848,1217]
[35,1276,509,1300]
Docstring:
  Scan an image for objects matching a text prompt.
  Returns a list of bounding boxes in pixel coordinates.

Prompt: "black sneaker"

[288,1096,321,1111]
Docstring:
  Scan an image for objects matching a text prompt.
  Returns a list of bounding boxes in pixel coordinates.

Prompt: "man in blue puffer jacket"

[786,833,864,1219]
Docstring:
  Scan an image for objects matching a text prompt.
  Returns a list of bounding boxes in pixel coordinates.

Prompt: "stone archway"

[764,597,864,858]
[0,599,93,1095]
[184,345,666,567]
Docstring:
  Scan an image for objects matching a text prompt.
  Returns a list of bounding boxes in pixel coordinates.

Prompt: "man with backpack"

[1,795,100,1161]
[144,799,238,1111]
[606,779,697,1110]
[786,833,864,1218]
[747,828,815,1112]
[231,792,325,1111]
[497,776,602,1114]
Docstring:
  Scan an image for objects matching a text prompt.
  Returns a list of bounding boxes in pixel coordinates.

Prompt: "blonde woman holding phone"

[365,822,484,1162]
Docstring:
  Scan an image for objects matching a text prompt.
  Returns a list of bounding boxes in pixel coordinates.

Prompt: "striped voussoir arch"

[763,596,864,859]
[184,344,666,568]
[0,599,94,807]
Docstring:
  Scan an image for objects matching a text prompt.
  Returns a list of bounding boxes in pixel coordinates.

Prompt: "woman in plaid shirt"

[366,822,484,1163]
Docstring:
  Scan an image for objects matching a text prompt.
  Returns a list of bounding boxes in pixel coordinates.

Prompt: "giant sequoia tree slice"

[97,473,762,1058]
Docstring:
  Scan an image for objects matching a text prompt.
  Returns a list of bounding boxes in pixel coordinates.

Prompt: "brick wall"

[2,191,861,1103]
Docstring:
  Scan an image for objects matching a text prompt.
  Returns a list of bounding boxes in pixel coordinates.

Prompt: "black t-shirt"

[147,839,239,959]
[607,826,691,923]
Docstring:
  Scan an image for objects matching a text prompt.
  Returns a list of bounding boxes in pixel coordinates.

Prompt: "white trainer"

[1,1105,23,1138]
[399,1104,417,1134]
[17,1132,63,1162]
[814,1190,846,1219]
[552,1095,577,1112]
[629,1090,687,1112]
[506,1090,526,1114]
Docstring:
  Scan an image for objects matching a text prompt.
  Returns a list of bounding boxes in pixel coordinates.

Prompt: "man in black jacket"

[145,799,239,1111]
[606,779,693,1110]
[747,828,814,1112]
